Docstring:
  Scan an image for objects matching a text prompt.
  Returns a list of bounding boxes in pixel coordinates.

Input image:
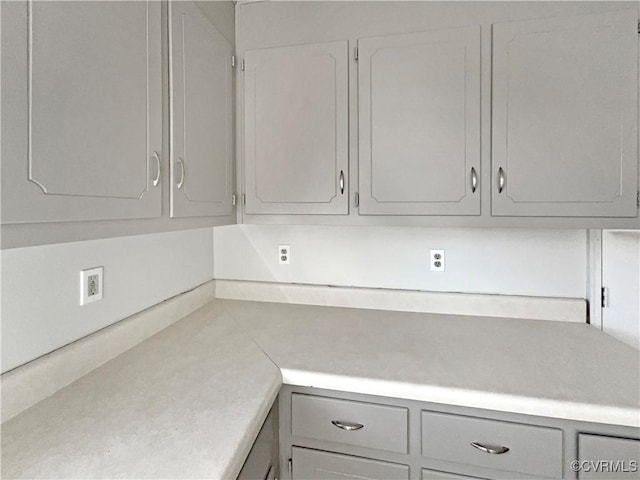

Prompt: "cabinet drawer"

[291,394,408,454]
[578,434,640,479]
[422,468,486,479]
[421,411,563,479]
[292,447,409,480]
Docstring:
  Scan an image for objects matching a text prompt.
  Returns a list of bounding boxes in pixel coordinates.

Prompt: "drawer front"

[421,411,563,479]
[578,434,640,479]
[292,394,408,454]
[422,468,486,479]
[292,447,409,480]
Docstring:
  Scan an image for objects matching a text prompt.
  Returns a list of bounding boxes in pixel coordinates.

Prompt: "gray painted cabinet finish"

[292,447,410,480]
[421,411,563,479]
[243,41,349,215]
[1,1,163,224]
[577,434,640,479]
[238,405,278,480]
[237,2,640,228]
[491,10,639,218]
[169,1,234,218]
[292,393,408,454]
[279,385,640,480]
[358,27,481,216]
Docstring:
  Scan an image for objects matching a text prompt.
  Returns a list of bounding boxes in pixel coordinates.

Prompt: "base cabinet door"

[1,1,162,223]
[292,447,409,480]
[491,10,638,218]
[169,1,234,218]
[358,26,481,216]
[578,434,640,479]
[243,41,349,215]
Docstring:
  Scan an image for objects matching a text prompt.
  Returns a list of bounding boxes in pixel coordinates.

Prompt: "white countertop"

[2,298,639,479]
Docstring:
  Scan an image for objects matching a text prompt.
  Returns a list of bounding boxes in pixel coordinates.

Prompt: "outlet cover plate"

[278,245,290,265]
[80,266,103,305]
[430,249,445,272]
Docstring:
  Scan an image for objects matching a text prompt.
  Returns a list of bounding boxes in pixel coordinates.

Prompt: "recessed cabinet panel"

[578,434,640,479]
[170,1,233,218]
[358,27,481,216]
[292,447,409,480]
[1,1,162,223]
[244,41,349,215]
[492,10,638,217]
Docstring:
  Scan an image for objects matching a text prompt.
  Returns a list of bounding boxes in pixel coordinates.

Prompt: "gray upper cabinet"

[1,1,162,224]
[169,1,234,218]
[358,26,481,216]
[492,10,639,218]
[243,41,349,215]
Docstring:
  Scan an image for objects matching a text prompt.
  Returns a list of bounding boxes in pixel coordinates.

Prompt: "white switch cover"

[278,245,290,265]
[430,250,445,272]
[80,267,103,305]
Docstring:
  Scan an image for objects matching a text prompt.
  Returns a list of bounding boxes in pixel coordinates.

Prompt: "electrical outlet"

[80,267,103,305]
[430,249,445,272]
[278,245,290,265]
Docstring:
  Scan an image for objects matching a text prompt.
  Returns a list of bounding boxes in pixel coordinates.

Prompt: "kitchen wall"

[214,225,588,298]
[0,228,214,373]
[602,231,640,349]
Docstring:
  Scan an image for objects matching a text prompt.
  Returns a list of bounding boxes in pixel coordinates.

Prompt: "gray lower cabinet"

[243,41,349,215]
[169,1,234,218]
[1,0,163,223]
[421,411,563,479]
[357,26,481,216]
[280,386,640,480]
[577,434,640,479]
[238,406,278,480]
[291,393,408,454]
[491,9,638,218]
[421,469,485,480]
[292,447,409,480]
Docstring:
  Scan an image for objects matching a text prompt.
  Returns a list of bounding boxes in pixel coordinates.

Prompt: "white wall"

[602,230,640,349]
[214,225,588,298]
[1,228,214,372]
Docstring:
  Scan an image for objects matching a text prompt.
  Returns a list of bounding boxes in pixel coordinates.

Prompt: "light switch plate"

[80,267,103,305]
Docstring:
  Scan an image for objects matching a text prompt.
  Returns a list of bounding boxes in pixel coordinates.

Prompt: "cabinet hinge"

[637,21,640,34]
[354,192,359,208]
[241,59,245,71]
[232,193,237,206]
[242,193,246,205]
[601,286,609,308]
[231,55,236,68]
[354,46,358,61]
[288,458,292,476]
[637,191,639,207]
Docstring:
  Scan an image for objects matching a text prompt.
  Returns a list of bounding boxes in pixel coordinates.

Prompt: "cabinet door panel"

[492,10,638,217]
[358,27,481,216]
[1,1,162,223]
[244,41,349,215]
[170,1,233,218]
[292,447,409,480]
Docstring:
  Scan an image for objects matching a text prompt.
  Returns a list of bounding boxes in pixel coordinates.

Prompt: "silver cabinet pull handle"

[176,157,185,189]
[152,151,161,187]
[471,442,509,455]
[470,167,478,193]
[497,167,505,194]
[339,170,345,195]
[331,420,364,431]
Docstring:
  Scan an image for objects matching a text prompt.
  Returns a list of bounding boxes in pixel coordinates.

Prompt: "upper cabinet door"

[358,26,481,216]
[169,1,234,218]
[243,41,349,215]
[1,1,162,224]
[492,10,639,217]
